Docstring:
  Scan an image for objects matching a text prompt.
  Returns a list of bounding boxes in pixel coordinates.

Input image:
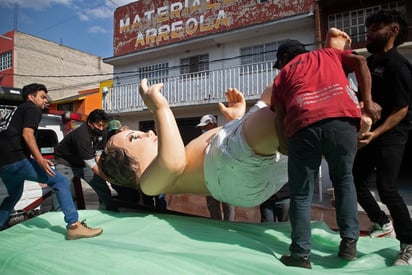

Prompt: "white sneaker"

[368,220,395,238]
[394,244,412,266]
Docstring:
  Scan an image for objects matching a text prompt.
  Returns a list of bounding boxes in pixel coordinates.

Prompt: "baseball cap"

[273,40,307,69]
[196,114,217,127]
[107,119,121,132]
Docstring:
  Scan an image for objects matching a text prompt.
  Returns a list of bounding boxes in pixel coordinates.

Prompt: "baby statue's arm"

[139,79,187,195]
[218,87,246,122]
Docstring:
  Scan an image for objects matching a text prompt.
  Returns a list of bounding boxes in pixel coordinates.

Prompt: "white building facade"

[103,0,316,142]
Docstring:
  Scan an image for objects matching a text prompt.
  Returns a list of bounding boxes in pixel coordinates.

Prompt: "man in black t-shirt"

[54,109,118,211]
[353,10,412,266]
[0,83,102,239]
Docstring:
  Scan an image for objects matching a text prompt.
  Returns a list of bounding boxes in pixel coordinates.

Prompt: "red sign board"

[114,0,314,56]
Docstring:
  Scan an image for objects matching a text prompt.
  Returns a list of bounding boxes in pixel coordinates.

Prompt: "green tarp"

[0,210,410,274]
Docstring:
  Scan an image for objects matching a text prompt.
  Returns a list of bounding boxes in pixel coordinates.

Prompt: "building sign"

[114,0,314,56]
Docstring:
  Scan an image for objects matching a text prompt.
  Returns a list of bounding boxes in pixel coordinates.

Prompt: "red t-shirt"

[271,48,361,137]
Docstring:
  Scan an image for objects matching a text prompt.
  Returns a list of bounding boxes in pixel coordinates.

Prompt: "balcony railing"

[103,61,278,113]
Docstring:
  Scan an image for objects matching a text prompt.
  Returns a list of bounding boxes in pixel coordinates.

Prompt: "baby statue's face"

[111,129,158,173]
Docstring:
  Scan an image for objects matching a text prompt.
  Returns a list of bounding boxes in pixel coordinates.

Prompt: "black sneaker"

[280,254,312,269]
[338,238,357,260]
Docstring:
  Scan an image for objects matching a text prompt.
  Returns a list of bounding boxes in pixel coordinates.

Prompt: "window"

[0,51,12,71]
[328,1,405,43]
[240,42,278,73]
[140,120,155,132]
[180,54,209,78]
[137,63,169,84]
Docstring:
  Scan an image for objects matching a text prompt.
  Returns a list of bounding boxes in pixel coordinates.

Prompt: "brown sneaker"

[66,220,103,240]
[280,254,312,269]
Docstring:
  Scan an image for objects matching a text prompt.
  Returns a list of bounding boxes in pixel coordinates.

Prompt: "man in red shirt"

[271,40,380,268]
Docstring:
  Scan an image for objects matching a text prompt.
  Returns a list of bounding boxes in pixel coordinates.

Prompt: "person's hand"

[218,88,246,121]
[325,27,352,50]
[358,131,375,149]
[139,78,168,112]
[363,101,382,123]
[359,115,372,136]
[38,158,55,177]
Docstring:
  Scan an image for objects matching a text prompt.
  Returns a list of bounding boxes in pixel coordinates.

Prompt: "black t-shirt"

[0,102,42,166]
[54,122,107,167]
[367,48,412,145]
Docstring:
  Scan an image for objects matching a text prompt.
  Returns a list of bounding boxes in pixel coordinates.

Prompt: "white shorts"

[204,105,288,208]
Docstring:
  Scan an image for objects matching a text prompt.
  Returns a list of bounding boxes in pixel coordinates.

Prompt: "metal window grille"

[240,42,279,73]
[180,54,209,78]
[137,63,169,84]
[328,1,405,43]
[0,51,12,71]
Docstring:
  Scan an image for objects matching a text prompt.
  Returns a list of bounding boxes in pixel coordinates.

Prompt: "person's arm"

[341,53,381,122]
[139,79,187,195]
[22,127,55,176]
[359,106,408,146]
[273,102,288,155]
[86,157,109,181]
[92,145,110,180]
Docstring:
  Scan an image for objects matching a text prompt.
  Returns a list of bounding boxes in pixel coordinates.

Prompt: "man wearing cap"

[271,40,381,268]
[107,119,122,139]
[197,114,234,221]
[197,114,217,131]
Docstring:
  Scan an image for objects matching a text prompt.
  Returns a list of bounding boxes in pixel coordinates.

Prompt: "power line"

[107,0,119,8]
[3,32,371,81]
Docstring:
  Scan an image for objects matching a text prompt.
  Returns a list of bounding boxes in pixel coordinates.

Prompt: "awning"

[51,89,99,104]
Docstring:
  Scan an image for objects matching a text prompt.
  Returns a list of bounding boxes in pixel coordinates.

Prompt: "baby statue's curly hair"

[99,138,142,190]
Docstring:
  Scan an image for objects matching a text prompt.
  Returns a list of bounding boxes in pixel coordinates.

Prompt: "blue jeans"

[55,164,118,211]
[260,198,290,222]
[0,158,78,228]
[287,118,359,257]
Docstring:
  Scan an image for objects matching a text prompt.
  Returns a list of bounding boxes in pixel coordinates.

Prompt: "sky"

[0,0,135,58]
